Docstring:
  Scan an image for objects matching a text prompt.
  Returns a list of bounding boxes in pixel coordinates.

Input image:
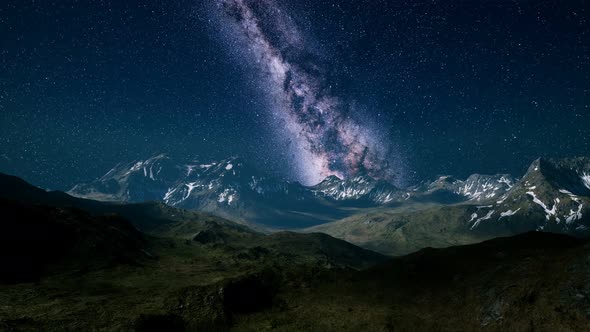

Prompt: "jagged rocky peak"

[311,171,401,204]
[68,154,181,202]
[427,175,461,190]
[317,175,342,186]
[411,173,515,203]
[70,154,318,225]
[468,157,590,234]
[93,153,182,184]
[520,157,590,196]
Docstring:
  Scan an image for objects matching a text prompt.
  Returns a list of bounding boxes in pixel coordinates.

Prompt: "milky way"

[208,0,403,185]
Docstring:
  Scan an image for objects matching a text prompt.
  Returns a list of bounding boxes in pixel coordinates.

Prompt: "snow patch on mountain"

[127,161,144,176]
[185,182,200,200]
[498,176,514,189]
[428,174,515,203]
[553,188,584,224]
[185,165,198,176]
[218,189,235,205]
[566,204,583,224]
[499,208,520,219]
[164,187,177,202]
[471,210,495,229]
[526,191,558,220]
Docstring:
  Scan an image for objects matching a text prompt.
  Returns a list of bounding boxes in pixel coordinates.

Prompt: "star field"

[0,0,588,190]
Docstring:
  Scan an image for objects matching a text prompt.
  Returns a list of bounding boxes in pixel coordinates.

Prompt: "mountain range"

[69,155,526,212]
[66,154,519,225]
[68,155,590,255]
[69,154,354,228]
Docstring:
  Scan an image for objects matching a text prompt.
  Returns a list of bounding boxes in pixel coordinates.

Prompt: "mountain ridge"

[67,153,535,228]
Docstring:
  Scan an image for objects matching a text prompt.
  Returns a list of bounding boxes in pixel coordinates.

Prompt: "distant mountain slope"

[407,173,515,204]
[308,204,494,256]
[309,157,590,255]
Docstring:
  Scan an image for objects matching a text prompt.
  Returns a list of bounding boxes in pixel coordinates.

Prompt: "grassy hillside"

[307,204,504,256]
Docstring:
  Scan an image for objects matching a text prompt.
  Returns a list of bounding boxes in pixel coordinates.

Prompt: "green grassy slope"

[307,204,503,256]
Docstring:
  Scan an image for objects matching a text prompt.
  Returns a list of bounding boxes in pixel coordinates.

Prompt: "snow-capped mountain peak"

[467,157,590,234]
[311,172,401,203]
[409,173,516,204]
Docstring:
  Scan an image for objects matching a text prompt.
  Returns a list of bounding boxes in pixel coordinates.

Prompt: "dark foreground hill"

[0,173,386,330]
[230,232,590,331]
[0,199,146,284]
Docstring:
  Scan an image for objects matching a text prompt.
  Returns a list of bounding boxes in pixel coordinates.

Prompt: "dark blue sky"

[1,0,588,190]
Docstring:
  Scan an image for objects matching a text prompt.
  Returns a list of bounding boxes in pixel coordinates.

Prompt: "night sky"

[1,0,588,190]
